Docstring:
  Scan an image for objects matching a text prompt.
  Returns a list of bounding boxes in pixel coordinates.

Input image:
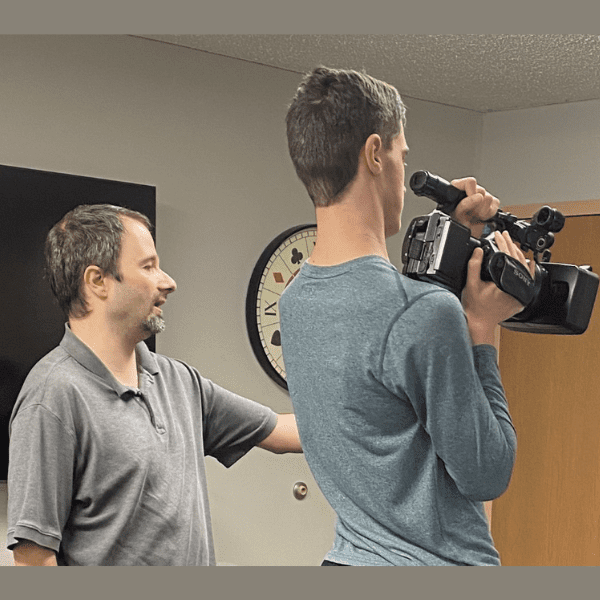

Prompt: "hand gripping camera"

[401,171,599,334]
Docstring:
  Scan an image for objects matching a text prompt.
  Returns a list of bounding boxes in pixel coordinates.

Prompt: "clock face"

[245,224,317,390]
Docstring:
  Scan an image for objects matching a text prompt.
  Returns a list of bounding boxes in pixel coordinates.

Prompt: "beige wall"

[479,99,600,206]
[0,483,9,566]
[390,98,483,265]
[0,34,485,565]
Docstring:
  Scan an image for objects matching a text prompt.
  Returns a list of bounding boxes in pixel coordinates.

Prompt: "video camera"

[401,171,599,334]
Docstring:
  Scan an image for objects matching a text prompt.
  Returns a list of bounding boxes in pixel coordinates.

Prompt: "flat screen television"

[0,165,156,480]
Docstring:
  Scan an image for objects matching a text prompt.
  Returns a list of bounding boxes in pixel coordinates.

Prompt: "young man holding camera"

[280,66,535,566]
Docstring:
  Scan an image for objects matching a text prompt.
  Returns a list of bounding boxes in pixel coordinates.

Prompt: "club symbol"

[291,248,303,265]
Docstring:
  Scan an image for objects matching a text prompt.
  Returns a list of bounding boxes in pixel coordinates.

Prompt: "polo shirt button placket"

[142,375,164,434]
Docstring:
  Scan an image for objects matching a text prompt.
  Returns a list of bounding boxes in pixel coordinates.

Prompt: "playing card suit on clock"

[245,224,317,390]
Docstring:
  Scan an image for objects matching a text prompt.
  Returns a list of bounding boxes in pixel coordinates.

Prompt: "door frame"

[487,198,600,527]
[502,199,600,219]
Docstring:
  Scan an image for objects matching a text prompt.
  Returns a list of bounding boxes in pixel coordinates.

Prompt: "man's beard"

[142,314,166,335]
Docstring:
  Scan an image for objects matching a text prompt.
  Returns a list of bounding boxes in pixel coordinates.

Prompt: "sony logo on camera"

[513,266,533,287]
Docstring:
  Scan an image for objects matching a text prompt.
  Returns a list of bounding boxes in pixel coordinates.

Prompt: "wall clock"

[246,224,317,390]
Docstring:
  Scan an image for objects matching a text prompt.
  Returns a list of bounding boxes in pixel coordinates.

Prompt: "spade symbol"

[271,330,281,346]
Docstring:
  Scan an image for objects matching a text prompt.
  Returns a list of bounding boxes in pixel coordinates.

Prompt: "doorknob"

[293,482,308,500]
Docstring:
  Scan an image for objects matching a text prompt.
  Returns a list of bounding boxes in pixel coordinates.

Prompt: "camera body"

[401,171,599,334]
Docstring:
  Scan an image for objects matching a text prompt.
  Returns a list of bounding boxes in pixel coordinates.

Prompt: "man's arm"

[12,541,57,566]
[257,413,303,454]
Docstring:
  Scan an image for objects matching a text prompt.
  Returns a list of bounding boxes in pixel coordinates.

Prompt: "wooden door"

[491,210,600,565]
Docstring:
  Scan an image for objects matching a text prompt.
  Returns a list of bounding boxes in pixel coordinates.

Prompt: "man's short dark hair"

[286,66,406,207]
[45,204,153,318]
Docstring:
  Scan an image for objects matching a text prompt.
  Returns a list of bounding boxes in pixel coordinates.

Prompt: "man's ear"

[363,133,384,175]
[83,265,108,301]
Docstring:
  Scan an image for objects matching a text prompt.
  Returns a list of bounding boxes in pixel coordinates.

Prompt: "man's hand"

[462,231,536,346]
[450,177,499,239]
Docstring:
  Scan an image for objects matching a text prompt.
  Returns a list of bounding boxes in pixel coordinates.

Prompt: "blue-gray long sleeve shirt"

[280,256,516,566]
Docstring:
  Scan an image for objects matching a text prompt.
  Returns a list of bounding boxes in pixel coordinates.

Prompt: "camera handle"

[410,170,466,214]
[410,171,562,261]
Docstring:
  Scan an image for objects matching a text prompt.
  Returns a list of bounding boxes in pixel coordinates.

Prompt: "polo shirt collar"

[59,324,160,398]
[136,334,159,376]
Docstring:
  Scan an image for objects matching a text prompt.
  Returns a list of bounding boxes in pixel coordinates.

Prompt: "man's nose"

[160,270,177,293]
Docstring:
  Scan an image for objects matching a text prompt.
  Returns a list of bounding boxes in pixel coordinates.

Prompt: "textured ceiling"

[135,34,600,113]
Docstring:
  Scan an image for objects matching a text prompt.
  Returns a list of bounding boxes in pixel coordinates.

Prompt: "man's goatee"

[143,314,166,335]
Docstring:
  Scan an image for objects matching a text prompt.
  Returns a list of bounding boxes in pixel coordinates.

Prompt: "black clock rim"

[245,223,317,391]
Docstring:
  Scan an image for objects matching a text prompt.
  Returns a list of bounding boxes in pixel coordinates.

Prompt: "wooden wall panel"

[491,214,600,565]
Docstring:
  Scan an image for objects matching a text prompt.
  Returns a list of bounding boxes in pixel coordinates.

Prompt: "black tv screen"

[0,165,156,480]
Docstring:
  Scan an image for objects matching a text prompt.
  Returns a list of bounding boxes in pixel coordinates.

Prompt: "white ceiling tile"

[134,34,600,112]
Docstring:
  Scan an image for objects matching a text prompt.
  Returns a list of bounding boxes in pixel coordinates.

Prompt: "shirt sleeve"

[7,403,75,552]
[380,289,517,501]
[198,375,278,468]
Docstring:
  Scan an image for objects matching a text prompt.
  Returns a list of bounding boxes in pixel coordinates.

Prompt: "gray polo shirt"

[7,325,278,565]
